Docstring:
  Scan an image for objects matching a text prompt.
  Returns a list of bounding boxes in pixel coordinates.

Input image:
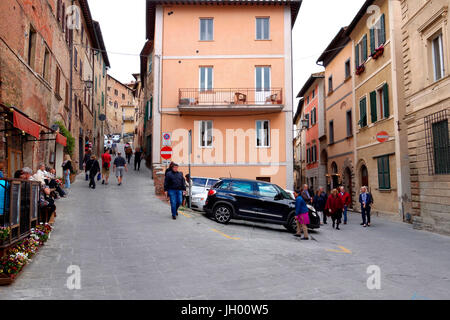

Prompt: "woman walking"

[87,155,100,189]
[313,188,326,225]
[293,189,310,240]
[62,155,73,189]
[325,189,344,230]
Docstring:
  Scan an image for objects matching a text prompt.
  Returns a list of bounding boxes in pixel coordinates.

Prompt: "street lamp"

[301,119,309,130]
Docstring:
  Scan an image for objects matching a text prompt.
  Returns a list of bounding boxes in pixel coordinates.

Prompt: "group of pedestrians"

[294,183,373,237]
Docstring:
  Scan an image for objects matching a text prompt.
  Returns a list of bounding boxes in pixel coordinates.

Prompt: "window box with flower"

[371,45,384,60]
[356,64,366,75]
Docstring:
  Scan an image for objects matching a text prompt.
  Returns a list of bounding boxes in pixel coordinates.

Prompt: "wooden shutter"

[355,43,360,67]
[362,34,368,61]
[383,83,389,118]
[359,98,367,127]
[370,28,375,54]
[380,14,386,44]
[370,91,377,123]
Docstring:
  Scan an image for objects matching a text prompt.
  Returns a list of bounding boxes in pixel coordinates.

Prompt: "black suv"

[204,178,320,233]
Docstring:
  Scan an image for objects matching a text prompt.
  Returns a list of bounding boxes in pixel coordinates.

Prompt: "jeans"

[89,174,97,188]
[64,170,71,189]
[168,189,183,217]
[361,206,371,225]
[343,205,348,223]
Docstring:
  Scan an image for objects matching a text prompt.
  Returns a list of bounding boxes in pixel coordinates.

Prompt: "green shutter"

[432,120,450,174]
[360,98,367,127]
[370,28,375,55]
[149,97,153,119]
[101,92,104,107]
[370,91,377,123]
[355,43,360,67]
[380,14,386,44]
[362,34,368,61]
[377,156,391,190]
[383,83,389,118]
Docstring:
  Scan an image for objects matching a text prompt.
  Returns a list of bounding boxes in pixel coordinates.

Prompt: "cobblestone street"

[0,162,449,300]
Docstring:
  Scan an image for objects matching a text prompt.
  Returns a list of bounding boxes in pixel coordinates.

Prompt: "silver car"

[189,177,220,211]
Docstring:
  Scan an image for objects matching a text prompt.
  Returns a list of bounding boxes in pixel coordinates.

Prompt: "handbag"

[97,172,101,181]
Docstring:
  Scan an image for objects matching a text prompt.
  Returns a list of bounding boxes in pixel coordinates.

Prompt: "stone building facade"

[401,0,450,234]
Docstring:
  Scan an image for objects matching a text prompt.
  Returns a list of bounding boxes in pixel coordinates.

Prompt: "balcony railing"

[178,88,283,107]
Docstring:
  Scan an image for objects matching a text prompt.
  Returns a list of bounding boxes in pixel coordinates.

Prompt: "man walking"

[113,152,128,186]
[301,184,313,204]
[339,186,351,224]
[82,150,91,181]
[164,163,186,220]
[101,149,112,185]
[134,147,143,171]
[87,155,100,189]
[359,186,373,227]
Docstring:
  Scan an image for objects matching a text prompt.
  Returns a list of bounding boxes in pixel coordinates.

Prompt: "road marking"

[179,211,192,218]
[326,246,352,254]
[211,228,240,240]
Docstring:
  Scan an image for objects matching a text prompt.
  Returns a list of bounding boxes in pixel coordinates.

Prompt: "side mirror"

[274,193,283,201]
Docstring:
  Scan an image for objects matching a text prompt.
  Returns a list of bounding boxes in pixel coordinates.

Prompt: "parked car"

[204,178,320,233]
[112,135,121,143]
[190,177,221,210]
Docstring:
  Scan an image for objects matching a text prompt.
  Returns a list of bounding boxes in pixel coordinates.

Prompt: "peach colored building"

[317,28,355,203]
[145,0,302,189]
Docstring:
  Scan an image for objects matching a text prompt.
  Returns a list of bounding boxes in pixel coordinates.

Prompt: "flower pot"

[0,273,13,286]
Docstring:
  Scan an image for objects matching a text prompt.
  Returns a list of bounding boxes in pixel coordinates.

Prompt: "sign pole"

[188,129,192,209]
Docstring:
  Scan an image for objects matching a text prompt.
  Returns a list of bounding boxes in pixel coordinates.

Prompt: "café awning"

[13,111,41,139]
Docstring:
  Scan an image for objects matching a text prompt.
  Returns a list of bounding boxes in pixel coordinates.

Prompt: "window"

[305,113,310,128]
[306,96,310,104]
[377,155,391,190]
[306,147,310,164]
[255,66,271,103]
[200,18,213,41]
[328,76,333,93]
[102,92,104,107]
[432,33,445,81]
[65,82,69,107]
[217,181,231,190]
[43,47,50,81]
[346,110,352,137]
[74,49,78,69]
[311,108,317,125]
[432,120,450,174]
[359,97,367,128]
[79,60,82,78]
[107,86,111,91]
[370,83,389,123]
[114,101,118,109]
[256,120,270,147]
[345,59,351,79]
[312,145,317,163]
[199,67,213,91]
[27,25,37,69]
[329,120,334,144]
[312,89,315,99]
[355,34,368,67]
[370,13,386,54]
[256,17,270,40]
[114,89,118,96]
[230,181,254,195]
[199,120,213,148]
[122,94,125,100]
[257,183,278,198]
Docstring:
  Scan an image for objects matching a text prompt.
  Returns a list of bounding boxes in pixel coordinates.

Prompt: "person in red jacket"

[339,186,351,224]
[325,189,344,230]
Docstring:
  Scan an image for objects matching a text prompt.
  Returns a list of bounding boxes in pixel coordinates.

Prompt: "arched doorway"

[361,164,368,188]
[344,167,353,207]
[331,162,339,189]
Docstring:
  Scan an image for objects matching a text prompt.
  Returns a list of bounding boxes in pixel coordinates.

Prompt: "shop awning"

[56,133,67,146]
[13,111,40,139]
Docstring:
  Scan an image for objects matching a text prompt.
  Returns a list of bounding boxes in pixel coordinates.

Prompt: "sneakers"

[301,237,309,240]
[172,216,176,220]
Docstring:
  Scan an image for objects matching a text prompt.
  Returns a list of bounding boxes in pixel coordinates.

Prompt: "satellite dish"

[98,114,106,121]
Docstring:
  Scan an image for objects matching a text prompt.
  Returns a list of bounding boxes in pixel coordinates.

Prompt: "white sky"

[88,0,367,99]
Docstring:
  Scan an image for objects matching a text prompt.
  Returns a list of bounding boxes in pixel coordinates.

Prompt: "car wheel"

[285,213,298,233]
[214,204,232,224]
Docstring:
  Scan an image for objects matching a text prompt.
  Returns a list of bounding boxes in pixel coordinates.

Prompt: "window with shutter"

[370,28,376,55]
[383,83,389,118]
[377,155,391,189]
[355,43,360,67]
[432,120,450,174]
[362,34,368,61]
[370,91,377,123]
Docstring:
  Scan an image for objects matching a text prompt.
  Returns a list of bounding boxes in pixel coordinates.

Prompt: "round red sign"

[376,131,389,143]
[160,146,173,160]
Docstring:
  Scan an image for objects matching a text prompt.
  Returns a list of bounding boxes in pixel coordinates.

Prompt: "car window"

[257,183,279,198]
[192,178,207,187]
[207,179,220,187]
[274,185,292,200]
[230,181,254,195]
[216,181,230,190]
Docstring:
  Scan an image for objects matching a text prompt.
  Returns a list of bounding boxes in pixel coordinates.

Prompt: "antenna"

[229,171,232,178]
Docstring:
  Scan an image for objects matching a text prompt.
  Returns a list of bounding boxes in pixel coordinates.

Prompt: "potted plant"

[356,64,366,75]
[371,45,384,60]
[0,227,10,245]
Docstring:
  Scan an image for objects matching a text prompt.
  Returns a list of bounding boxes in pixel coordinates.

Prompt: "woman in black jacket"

[313,188,327,225]
[87,155,100,189]
[62,155,73,189]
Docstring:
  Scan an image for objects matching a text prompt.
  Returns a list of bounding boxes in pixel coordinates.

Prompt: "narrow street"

[0,154,449,300]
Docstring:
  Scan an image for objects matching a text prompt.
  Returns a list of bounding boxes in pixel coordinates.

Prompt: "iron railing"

[178,88,283,106]
[0,179,41,249]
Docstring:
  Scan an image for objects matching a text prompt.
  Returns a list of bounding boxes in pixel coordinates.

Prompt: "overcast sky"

[88,0,367,99]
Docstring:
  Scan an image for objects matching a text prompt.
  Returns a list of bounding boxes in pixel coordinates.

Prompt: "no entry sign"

[376,131,389,143]
[160,146,173,160]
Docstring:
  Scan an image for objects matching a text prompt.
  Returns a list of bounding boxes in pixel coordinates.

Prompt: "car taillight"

[208,189,216,196]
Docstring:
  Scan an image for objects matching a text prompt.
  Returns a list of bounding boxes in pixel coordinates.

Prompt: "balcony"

[178,88,283,112]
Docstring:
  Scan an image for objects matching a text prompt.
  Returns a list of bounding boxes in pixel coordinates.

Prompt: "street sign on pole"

[376,131,389,143]
[162,132,172,146]
[160,146,173,160]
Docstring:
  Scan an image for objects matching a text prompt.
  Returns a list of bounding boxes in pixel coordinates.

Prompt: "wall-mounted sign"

[376,131,389,143]
[162,132,172,146]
